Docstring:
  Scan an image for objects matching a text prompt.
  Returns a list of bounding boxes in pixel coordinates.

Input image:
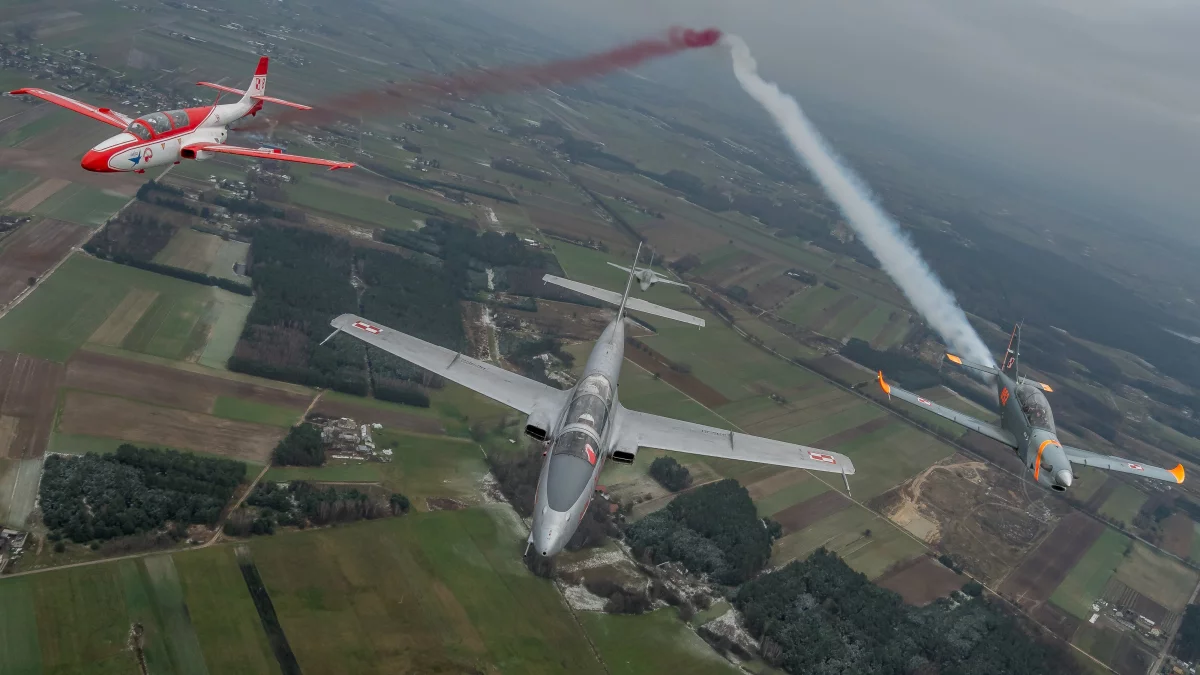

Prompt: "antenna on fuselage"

[616,242,642,320]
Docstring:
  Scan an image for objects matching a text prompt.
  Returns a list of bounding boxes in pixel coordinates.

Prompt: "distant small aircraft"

[10,57,354,173]
[325,245,856,557]
[878,325,1184,491]
[606,255,687,292]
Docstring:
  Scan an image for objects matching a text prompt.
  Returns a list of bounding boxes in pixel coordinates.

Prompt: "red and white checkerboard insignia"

[585,444,597,466]
[352,321,381,334]
[1128,463,1144,471]
[808,451,836,464]
[917,397,932,406]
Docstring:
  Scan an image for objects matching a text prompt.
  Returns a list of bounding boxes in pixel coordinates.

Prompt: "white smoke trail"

[725,35,994,366]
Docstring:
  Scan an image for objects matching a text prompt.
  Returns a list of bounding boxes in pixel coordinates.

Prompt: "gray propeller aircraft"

[877,325,1185,491]
[324,245,855,557]
[606,253,687,292]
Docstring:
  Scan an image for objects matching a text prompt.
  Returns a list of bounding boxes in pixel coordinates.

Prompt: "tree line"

[228,480,411,536]
[625,479,781,586]
[735,549,1083,675]
[39,445,245,544]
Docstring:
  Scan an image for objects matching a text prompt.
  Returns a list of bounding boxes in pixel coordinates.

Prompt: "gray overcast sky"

[480,0,1200,241]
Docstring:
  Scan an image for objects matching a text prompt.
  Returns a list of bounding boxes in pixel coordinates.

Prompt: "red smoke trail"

[263,27,721,129]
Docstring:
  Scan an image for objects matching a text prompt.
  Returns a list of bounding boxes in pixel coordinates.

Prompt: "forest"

[625,479,780,585]
[271,424,325,467]
[1175,606,1200,662]
[229,480,410,535]
[39,446,245,543]
[228,225,368,392]
[735,550,1082,675]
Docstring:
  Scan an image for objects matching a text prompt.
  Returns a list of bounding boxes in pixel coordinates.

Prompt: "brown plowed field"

[1161,512,1194,559]
[310,397,444,436]
[1032,602,1081,641]
[59,390,285,463]
[998,512,1105,611]
[814,417,892,448]
[773,490,852,534]
[0,351,64,458]
[1085,476,1120,511]
[876,556,964,606]
[624,343,729,407]
[0,218,89,306]
[66,350,313,414]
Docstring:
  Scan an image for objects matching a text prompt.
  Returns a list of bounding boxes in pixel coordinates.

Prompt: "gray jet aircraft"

[877,325,1184,491]
[324,246,856,557]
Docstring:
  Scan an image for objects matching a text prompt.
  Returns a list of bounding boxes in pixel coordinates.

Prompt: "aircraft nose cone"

[532,508,570,557]
[1055,469,1073,488]
[81,150,110,172]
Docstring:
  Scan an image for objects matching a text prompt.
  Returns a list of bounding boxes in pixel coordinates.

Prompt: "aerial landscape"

[2,0,1200,673]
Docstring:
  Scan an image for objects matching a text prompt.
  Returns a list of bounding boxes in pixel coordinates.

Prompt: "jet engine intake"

[524,409,556,442]
[180,147,212,161]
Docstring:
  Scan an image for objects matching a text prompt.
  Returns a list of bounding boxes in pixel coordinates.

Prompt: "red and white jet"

[10,56,354,173]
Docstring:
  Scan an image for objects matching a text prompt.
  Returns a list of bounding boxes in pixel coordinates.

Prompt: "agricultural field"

[153,229,225,273]
[0,554,223,675]
[31,182,129,226]
[57,390,287,464]
[0,254,253,363]
[250,509,608,674]
[0,169,37,204]
[211,396,301,428]
[0,218,90,308]
[1049,526,1132,621]
[1097,483,1149,528]
[579,610,739,675]
[264,430,490,510]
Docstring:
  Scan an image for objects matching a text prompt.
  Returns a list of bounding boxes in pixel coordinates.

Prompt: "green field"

[212,396,301,428]
[1114,542,1199,613]
[265,430,488,509]
[1,108,72,148]
[1097,484,1148,527]
[644,313,821,402]
[0,577,41,674]
[283,180,415,229]
[173,548,279,675]
[0,169,36,203]
[1050,527,1131,620]
[754,476,831,517]
[31,183,129,226]
[579,610,739,675]
[0,254,249,363]
[831,424,956,499]
[251,509,607,674]
[208,239,251,281]
[197,291,253,369]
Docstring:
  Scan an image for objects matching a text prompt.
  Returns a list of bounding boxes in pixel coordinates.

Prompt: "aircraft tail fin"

[615,243,642,319]
[234,57,312,111]
[1000,324,1020,377]
[240,56,269,104]
[542,274,705,328]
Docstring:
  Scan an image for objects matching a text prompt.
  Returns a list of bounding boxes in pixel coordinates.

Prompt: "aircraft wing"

[9,88,131,129]
[327,314,566,414]
[614,408,855,474]
[1063,445,1185,484]
[183,143,354,170]
[542,275,704,327]
[877,371,1018,448]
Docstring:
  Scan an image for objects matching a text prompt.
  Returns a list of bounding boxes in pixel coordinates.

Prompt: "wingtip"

[877,371,891,395]
[1171,463,1186,484]
[946,353,963,365]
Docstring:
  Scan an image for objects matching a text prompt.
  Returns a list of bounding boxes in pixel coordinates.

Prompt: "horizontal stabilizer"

[253,95,311,110]
[542,275,704,327]
[197,81,245,96]
[945,353,999,376]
